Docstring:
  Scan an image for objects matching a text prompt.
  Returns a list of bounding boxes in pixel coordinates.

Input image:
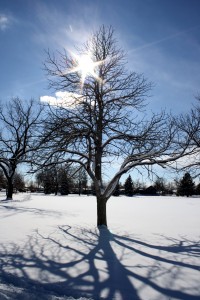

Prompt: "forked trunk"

[6,179,13,200]
[97,197,107,226]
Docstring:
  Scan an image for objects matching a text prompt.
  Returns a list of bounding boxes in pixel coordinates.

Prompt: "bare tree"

[0,98,43,199]
[176,97,200,177]
[13,172,25,192]
[42,26,188,226]
[36,167,57,194]
[153,177,167,195]
[0,169,6,189]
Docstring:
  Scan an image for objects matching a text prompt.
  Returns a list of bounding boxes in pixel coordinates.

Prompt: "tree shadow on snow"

[0,204,64,219]
[0,226,200,299]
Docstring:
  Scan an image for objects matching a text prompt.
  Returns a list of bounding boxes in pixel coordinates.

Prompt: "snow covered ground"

[0,192,199,300]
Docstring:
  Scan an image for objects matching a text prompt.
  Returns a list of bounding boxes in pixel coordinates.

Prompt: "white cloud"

[0,14,10,31]
[40,91,82,107]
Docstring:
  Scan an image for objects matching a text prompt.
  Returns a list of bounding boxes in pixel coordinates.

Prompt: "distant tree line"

[35,165,88,195]
[0,166,198,198]
[112,172,198,197]
[0,162,198,198]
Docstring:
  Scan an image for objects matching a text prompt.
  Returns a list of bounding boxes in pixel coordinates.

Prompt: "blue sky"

[0,0,200,114]
[1,0,200,183]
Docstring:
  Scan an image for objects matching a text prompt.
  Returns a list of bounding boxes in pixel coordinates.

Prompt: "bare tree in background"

[176,97,200,177]
[13,172,25,192]
[42,26,189,226]
[0,98,43,199]
[0,169,6,189]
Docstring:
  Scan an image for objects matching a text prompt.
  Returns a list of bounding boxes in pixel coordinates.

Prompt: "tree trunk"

[55,182,58,195]
[6,178,13,200]
[97,198,107,227]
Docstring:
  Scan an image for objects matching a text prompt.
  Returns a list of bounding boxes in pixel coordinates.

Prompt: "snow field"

[0,192,200,300]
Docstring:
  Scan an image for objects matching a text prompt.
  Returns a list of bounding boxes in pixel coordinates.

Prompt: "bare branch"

[0,98,44,199]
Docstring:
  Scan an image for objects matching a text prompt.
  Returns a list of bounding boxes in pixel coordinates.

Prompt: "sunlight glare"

[78,55,95,75]
[77,54,96,85]
[67,51,105,89]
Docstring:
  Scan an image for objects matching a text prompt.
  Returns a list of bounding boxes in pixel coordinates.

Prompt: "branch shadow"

[0,226,200,299]
[0,204,63,219]
[0,194,77,219]
[0,197,67,220]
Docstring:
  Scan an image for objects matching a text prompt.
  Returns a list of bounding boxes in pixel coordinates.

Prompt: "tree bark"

[6,178,13,200]
[97,198,107,226]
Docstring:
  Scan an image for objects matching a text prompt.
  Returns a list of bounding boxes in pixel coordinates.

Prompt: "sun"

[77,54,97,85]
[67,52,104,88]
[78,55,95,75]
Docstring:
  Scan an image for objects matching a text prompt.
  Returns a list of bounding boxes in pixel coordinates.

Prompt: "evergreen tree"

[124,175,134,196]
[113,182,120,196]
[195,183,200,195]
[177,172,195,197]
